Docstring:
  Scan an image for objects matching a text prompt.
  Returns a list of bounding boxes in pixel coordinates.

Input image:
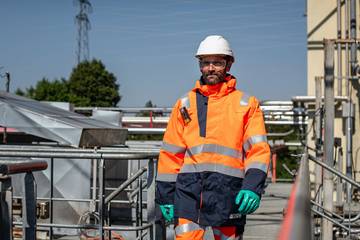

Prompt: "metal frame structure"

[281,7,360,235]
[0,160,48,240]
[0,145,160,240]
[74,100,309,137]
[278,148,360,239]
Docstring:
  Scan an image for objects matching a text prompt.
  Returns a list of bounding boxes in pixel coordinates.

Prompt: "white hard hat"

[195,35,234,62]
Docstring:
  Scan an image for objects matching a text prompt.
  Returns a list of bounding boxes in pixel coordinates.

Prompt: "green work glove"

[235,190,260,215]
[159,204,174,222]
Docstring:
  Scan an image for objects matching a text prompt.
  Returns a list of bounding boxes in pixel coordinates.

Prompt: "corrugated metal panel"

[0,92,127,147]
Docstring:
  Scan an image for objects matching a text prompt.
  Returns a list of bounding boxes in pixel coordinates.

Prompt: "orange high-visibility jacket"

[156,75,270,227]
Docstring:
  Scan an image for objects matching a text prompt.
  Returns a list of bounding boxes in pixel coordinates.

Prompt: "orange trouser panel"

[175,218,241,240]
[175,218,204,240]
[213,226,238,240]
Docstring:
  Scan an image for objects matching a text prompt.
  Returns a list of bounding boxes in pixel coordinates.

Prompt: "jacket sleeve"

[241,97,271,196]
[155,99,186,204]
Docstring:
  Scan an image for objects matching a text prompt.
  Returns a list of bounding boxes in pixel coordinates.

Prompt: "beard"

[202,72,226,85]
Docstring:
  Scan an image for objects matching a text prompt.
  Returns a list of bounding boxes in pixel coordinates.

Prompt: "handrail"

[308,154,360,189]
[0,145,160,153]
[278,152,311,240]
[0,160,47,175]
[311,200,360,224]
[105,167,147,204]
[0,151,158,159]
[0,160,48,240]
[13,221,153,231]
[311,208,360,234]
[311,208,353,232]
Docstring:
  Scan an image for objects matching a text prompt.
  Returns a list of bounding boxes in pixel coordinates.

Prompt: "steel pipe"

[322,39,335,240]
[350,0,357,75]
[345,0,350,96]
[0,146,159,154]
[291,95,348,102]
[337,0,343,96]
[0,151,158,159]
[315,76,323,202]
[98,159,105,239]
[312,208,352,232]
[0,160,47,175]
[13,222,153,231]
[312,199,360,224]
[264,120,308,125]
[105,167,147,204]
[308,154,360,189]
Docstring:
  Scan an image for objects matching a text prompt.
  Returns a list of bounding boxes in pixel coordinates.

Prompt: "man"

[156,35,270,240]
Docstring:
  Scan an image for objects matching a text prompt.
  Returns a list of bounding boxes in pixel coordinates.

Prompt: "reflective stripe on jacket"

[156,75,270,226]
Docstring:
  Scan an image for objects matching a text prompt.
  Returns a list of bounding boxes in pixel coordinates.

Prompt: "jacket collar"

[193,74,237,98]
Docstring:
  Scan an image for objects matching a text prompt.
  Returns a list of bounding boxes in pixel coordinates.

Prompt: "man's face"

[199,55,228,85]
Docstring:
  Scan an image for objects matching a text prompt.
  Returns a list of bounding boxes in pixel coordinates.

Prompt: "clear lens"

[200,60,226,68]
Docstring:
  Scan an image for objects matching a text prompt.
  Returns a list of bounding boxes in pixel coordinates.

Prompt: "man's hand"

[159,204,174,222]
[235,190,260,214]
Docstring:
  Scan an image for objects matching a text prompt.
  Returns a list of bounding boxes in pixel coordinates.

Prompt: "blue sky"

[0,0,306,107]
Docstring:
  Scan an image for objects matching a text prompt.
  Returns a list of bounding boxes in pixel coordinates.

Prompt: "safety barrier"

[0,159,48,240]
[0,145,160,240]
[308,154,360,236]
[278,152,311,240]
[278,150,360,239]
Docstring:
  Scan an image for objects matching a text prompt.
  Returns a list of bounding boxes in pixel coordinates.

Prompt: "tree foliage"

[68,59,120,107]
[266,124,301,179]
[15,59,121,107]
[16,78,69,102]
[136,100,164,117]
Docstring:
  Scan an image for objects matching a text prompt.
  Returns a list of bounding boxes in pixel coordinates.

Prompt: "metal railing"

[278,151,312,240]
[308,153,360,236]
[74,101,309,128]
[278,149,360,239]
[0,145,160,240]
[0,159,48,240]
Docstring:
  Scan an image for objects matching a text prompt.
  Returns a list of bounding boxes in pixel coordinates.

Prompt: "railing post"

[98,158,105,240]
[323,39,335,240]
[336,147,343,205]
[342,101,355,203]
[150,111,153,128]
[49,158,54,239]
[271,153,277,183]
[0,176,12,240]
[139,176,143,239]
[315,76,323,201]
[147,158,166,240]
[147,158,156,240]
[22,172,37,240]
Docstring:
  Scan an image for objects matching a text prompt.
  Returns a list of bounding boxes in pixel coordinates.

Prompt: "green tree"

[15,59,121,107]
[137,100,164,117]
[15,78,69,101]
[138,100,155,117]
[266,124,302,179]
[68,59,121,107]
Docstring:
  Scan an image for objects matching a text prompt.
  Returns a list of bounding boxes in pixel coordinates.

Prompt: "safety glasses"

[199,59,227,69]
